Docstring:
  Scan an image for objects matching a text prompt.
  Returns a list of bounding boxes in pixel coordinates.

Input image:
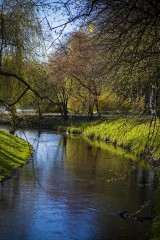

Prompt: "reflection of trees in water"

[65,137,99,178]
[30,133,160,233]
[43,136,100,209]
[31,130,63,193]
[53,136,156,225]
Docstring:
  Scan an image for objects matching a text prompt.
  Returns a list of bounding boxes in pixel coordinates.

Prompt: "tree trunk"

[10,106,17,134]
[88,104,93,119]
[94,96,101,118]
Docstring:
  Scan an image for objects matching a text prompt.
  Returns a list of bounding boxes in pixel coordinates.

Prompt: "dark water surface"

[0,125,158,240]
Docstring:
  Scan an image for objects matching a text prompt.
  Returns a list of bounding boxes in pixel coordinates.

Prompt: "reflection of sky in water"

[0,126,158,239]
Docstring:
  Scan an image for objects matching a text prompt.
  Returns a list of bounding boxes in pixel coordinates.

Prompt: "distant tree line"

[0,0,160,120]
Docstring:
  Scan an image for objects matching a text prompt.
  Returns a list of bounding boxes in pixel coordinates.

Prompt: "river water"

[0,125,158,240]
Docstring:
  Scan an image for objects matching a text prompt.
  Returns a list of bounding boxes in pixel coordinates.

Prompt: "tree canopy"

[0,0,160,117]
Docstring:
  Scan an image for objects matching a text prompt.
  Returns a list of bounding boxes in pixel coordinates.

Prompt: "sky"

[36,0,79,57]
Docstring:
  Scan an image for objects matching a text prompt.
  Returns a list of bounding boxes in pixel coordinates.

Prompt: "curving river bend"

[0,125,159,240]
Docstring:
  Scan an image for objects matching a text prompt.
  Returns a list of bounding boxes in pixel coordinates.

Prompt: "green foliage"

[0,0,43,110]
[0,130,33,182]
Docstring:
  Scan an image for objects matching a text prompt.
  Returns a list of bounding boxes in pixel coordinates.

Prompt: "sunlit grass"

[83,118,160,160]
[56,117,160,162]
[0,130,33,182]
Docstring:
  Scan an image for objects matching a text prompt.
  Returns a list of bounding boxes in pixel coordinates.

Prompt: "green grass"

[56,117,160,163]
[0,130,33,182]
[83,118,160,156]
[88,119,160,158]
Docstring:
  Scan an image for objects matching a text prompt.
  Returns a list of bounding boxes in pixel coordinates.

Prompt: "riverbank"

[0,130,33,183]
[1,114,160,169]
[35,115,160,169]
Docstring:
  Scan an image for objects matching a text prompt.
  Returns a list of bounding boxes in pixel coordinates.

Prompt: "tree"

[62,0,160,116]
[48,44,73,120]
[0,0,44,110]
[68,30,105,117]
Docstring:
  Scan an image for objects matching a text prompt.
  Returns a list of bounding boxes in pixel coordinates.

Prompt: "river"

[0,125,158,239]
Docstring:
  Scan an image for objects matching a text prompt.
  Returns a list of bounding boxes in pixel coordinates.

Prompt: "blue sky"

[36,1,77,57]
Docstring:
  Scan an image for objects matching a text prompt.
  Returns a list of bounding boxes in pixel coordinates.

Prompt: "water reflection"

[0,126,158,239]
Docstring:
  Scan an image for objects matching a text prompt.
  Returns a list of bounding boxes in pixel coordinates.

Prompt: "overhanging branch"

[8,87,29,106]
[0,69,42,99]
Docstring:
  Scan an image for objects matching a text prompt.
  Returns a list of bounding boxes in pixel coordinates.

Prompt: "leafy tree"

[68,30,105,117]
[62,0,160,116]
[48,45,73,120]
[0,0,43,110]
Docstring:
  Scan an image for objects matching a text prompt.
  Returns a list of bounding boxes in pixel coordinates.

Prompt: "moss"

[0,130,33,182]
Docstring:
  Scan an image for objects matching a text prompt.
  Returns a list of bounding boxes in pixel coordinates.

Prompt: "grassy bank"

[0,130,33,182]
[6,114,160,167]
[54,116,160,167]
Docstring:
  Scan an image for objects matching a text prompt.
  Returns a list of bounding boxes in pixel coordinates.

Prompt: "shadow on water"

[0,124,159,239]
